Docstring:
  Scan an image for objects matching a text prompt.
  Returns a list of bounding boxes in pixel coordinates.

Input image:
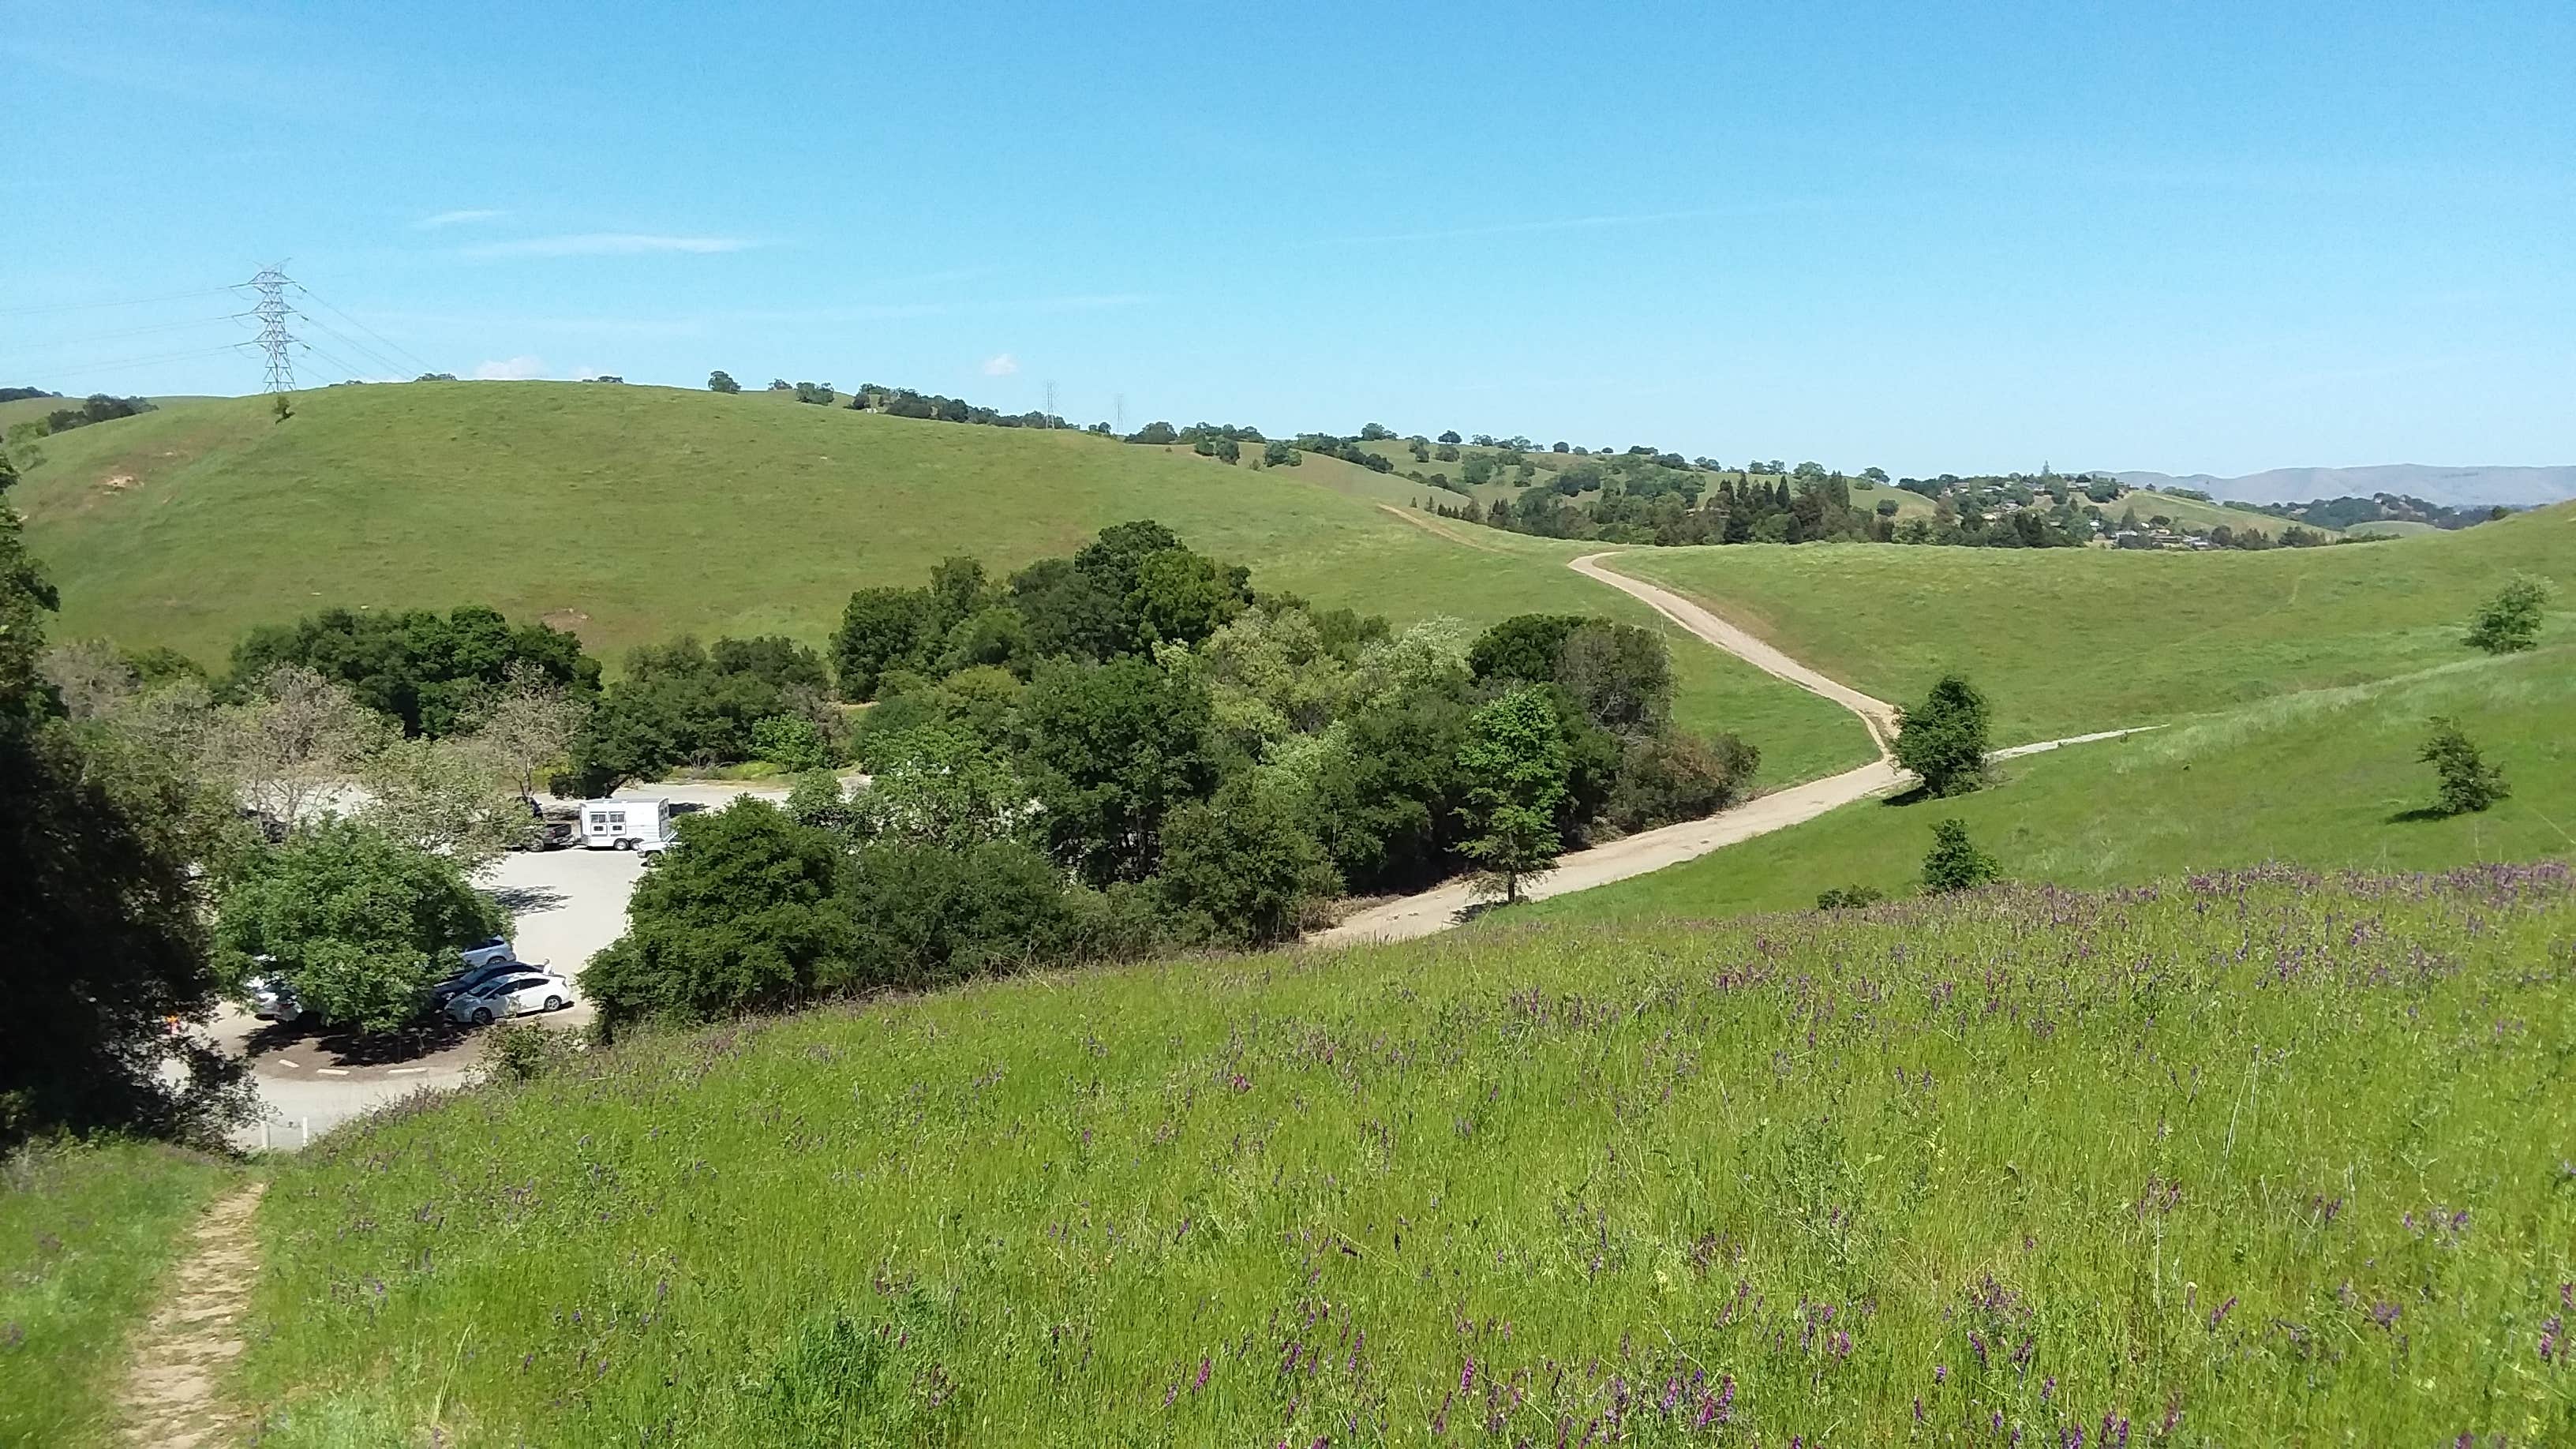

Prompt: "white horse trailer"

[578,797,673,851]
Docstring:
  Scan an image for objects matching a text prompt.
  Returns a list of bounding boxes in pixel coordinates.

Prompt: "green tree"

[584,799,852,1033]
[831,586,930,701]
[1552,620,1672,735]
[1262,440,1301,467]
[1466,613,1588,686]
[1455,686,1568,903]
[1,455,248,1146]
[859,725,1040,850]
[1894,673,1991,796]
[1126,421,1180,444]
[215,818,504,1032]
[1129,548,1244,647]
[2419,717,2509,814]
[1019,657,1219,884]
[707,370,742,394]
[1920,818,2000,893]
[1155,777,1339,946]
[752,714,834,772]
[2464,575,2551,654]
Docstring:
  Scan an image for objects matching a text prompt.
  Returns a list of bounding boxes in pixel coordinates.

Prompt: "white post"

[261,1118,271,1150]
[299,1118,310,1149]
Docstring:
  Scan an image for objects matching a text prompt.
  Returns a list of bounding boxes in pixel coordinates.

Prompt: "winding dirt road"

[1316,544,2149,945]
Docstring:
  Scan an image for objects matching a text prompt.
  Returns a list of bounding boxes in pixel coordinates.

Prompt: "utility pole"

[248,265,297,392]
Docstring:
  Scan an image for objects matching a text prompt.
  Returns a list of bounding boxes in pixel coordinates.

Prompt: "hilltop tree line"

[585,522,1763,1032]
[3,391,155,451]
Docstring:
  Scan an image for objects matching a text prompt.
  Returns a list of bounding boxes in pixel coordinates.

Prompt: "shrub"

[841,841,1081,990]
[479,1022,578,1083]
[2419,717,2509,814]
[1815,884,1885,910]
[751,714,834,772]
[1920,818,2000,893]
[1155,777,1339,947]
[1604,730,1758,833]
[2464,575,2551,654]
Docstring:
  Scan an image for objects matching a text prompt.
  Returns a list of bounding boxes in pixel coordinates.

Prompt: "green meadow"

[0,1141,239,1447]
[1522,642,2576,924]
[1604,504,2575,744]
[241,871,2576,1445]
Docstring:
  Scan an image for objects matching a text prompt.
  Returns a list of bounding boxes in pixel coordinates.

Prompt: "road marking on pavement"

[275,1058,298,1069]
[388,1067,429,1076]
[316,1068,350,1076]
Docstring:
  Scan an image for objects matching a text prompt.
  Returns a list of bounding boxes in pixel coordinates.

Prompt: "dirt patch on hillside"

[118,1181,267,1448]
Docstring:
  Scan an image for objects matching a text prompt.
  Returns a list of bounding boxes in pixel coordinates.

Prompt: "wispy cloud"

[462,234,757,260]
[418,208,507,229]
[472,355,547,380]
[982,353,1020,376]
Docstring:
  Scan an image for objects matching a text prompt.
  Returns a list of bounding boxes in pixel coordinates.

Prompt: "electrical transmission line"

[245,266,297,392]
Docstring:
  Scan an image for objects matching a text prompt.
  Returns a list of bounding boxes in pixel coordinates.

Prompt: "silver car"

[444,970,577,1026]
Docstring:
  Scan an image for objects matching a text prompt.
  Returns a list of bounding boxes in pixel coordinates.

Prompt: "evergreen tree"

[2418,717,2509,814]
[1920,818,2000,893]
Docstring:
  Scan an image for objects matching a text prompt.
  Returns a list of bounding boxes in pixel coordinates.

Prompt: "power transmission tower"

[248,266,297,392]
[1044,380,1056,423]
[1114,393,1125,434]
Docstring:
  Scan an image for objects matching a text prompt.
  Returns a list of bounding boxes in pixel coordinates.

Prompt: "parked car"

[444,970,578,1026]
[246,972,308,1024]
[430,957,524,1007]
[459,935,516,970]
[511,819,578,852]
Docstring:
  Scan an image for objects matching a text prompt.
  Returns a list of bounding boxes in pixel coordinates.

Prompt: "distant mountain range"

[2110,465,2576,509]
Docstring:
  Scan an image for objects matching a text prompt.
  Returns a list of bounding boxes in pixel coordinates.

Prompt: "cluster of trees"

[712,372,1072,429]
[4,392,154,449]
[2,452,252,1146]
[586,523,1765,1032]
[567,635,844,792]
[2251,492,2512,533]
[228,605,597,737]
[1427,472,1897,547]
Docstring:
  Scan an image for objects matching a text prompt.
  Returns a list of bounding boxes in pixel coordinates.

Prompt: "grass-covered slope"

[244,871,2576,1445]
[9,383,1874,786]
[1608,503,2576,743]
[1526,642,2576,923]
[0,1141,238,1447]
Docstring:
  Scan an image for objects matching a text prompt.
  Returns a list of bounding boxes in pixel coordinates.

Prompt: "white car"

[444,969,578,1026]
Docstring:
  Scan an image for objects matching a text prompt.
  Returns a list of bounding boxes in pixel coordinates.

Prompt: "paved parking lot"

[219,781,812,1149]
[220,845,646,1147]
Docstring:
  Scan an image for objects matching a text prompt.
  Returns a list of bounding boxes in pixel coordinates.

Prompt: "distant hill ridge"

[2113,464,2576,509]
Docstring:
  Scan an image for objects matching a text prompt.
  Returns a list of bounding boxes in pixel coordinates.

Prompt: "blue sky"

[7,0,2570,476]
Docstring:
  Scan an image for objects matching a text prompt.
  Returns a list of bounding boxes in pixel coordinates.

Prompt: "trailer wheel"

[615,837,633,851]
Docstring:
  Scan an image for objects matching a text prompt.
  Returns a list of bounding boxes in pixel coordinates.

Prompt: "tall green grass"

[245,870,2576,1444]
[0,1140,238,1447]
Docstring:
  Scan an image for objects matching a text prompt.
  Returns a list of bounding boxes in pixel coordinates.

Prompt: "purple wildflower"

[1934,1365,1948,1383]
[1194,1354,1211,1391]
[1461,1356,1476,1392]
[2208,1295,2238,1329]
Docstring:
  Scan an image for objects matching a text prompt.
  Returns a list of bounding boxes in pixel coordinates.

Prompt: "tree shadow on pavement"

[241,1017,475,1067]
[489,883,567,915]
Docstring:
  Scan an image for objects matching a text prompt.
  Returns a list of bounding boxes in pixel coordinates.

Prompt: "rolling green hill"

[8,383,1874,787]
[1606,504,2574,743]
[1523,638,2576,923]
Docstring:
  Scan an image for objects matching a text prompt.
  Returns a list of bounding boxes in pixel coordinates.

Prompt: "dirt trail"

[1315,549,2151,946]
[119,1181,266,1449]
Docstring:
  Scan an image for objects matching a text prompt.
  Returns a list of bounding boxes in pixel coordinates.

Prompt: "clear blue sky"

[9,1,2570,477]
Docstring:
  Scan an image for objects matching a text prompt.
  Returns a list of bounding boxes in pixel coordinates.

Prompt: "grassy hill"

[1524,638,2576,923]
[1605,504,2575,744]
[0,393,211,432]
[240,868,2576,1443]
[8,383,1874,787]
